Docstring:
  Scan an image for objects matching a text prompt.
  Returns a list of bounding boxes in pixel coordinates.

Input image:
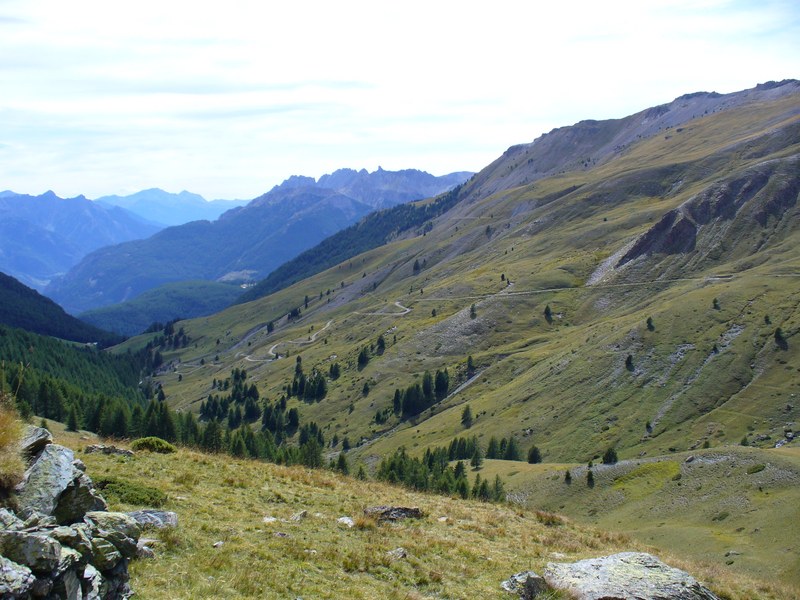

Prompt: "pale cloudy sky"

[0,0,797,200]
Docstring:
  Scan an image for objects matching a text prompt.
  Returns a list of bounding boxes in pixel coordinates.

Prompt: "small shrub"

[534,510,564,527]
[94,477,168,507]
[746,464,766,475]
[131,437,177,454]
[711,511,729,522]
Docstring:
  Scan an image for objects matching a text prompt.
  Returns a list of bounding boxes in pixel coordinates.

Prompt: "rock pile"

[0,427,165,599]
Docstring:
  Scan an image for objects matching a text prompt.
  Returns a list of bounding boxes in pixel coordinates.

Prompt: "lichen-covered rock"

[126,509,178,529]
[0,531,62,574]
[18,425,52,459]
[14,444,75,517]
[543,552,721,600]
[363,506,424,521]
[81,564,103,600]
[50,524,94,557]
[90,536,122,572]
[54,470,107,524]
[56,546,82,576]
[0,555,35,598]
[501,570,549,599]
[84,444,135,457]
[85,511,141,559]
[0,508,23,531]
[53,567,81,600]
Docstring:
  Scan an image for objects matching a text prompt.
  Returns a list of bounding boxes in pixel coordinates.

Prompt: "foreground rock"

[504,553,720,600]
[2,430,164,599]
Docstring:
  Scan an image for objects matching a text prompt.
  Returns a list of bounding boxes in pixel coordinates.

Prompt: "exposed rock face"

[1,430,160,599]
[14,444,75,517]
[18,426,53,458]
[542,552,721,600]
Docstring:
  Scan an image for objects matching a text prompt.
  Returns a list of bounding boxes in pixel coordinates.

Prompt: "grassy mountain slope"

[0,271,121,345]
[119,82,800,588]
[79,280,245,337]
[57,426,794,599]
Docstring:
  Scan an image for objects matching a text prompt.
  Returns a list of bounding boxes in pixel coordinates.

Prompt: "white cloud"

[0,0,797,198]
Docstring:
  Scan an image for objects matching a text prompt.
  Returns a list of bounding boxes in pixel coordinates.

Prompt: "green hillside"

[0,271,121,346]
[79,280,245,336]
[116,82,800,589]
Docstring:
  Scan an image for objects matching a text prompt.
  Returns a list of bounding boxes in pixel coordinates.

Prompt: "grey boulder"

[18,425,52,459]
[543,552,721,600]
[0,555,35,598]
[14,444,75,517]
[126,509,178,529]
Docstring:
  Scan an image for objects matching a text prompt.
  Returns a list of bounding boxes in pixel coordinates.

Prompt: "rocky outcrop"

[503,553,720,600]
[1,431,158,599]
[363,506,424,522]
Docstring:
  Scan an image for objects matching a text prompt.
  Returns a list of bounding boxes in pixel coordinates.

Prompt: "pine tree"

[564,469,572,484]
[527,445,542,464]
[587,469,595,488]
[504,436,521,461]
[66,405,80,432]
[470,445,483,470]
[336,452,349,475]
[461,405,473,429]
[602,447,618,465]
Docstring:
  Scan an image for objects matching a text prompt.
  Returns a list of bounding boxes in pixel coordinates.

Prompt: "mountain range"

[46,168,472,315]
[0,191,162,290]
[95,188,248,227]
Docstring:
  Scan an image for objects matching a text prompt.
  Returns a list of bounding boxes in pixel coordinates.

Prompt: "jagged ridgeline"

[238,184,465,304]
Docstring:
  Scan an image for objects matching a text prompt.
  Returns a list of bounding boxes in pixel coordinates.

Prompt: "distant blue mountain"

[47,168,473,314]
[0,191,162,290]
[95,188,248,226]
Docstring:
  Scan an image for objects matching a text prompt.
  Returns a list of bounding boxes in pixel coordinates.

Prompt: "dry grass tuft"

[0,394,24,495]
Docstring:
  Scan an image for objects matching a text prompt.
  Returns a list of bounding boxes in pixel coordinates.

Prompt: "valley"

[99,81,800,591]
[2,80,799,598]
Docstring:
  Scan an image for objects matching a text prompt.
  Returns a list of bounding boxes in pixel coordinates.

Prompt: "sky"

[0,0,798,201]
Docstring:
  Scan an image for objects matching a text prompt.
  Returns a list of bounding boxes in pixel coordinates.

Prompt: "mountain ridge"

[48,168,471,314]
[0,191,162,290]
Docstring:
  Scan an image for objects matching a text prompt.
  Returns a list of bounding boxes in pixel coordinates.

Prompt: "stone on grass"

[290,510,308,522]
[337,516,354,528]
[363,506,423,521]
[126,509,178,529]
[84,444,135,457]
[501,570,549,599]
[386,547,407,560]
[543,552,721,600]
